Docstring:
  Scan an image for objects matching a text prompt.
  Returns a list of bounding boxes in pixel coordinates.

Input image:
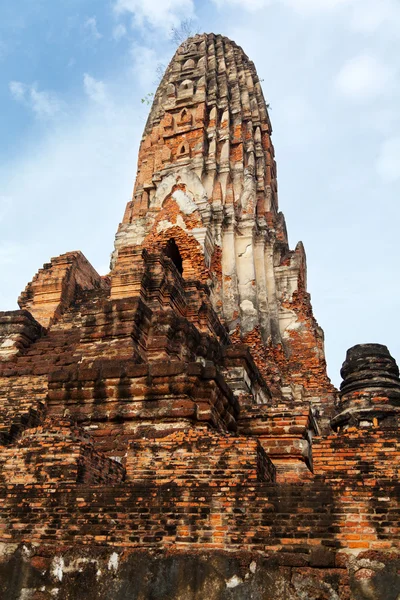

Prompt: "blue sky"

[1,0,399,386]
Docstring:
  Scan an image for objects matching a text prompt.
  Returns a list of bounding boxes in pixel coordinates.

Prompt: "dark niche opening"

[164,238,183,275]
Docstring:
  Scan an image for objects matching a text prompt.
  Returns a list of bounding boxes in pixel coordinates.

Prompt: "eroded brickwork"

[0,33,398,600]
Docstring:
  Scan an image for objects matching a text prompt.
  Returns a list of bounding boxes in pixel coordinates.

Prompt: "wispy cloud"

[113,0,195,32]
[112,23,127,41]
[334,54,394,101]
[83,74,108,105]
[9,81,64,119]
[212,0,352,12]
[282,0,351,12]
[1,62,147,310]
[30,87,63,119]
[212,0,271,9]
[9,81,25,102]
[130,44,161,89]
[212,0,400,25]
[84,16,102,41]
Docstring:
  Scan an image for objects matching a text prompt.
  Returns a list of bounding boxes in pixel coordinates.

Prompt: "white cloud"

[212,0,270,9]
[83,74,108,105]
[213,0,400,34]
[9,81,63,119]
[213,0,400,24]
[130,44,161,89]
[334,55,394,101]
[9,81,26,102]
[282,0,351,11]
[376,137,400,183]
[1,64,148,309]
[84,16,102,40]
[212,0,352,12]
[113,0,195,32]
[30,87,63,119]
[112,23,127,40]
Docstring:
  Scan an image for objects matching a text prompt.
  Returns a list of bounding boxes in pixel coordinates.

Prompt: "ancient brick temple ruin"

[0,34,399,600]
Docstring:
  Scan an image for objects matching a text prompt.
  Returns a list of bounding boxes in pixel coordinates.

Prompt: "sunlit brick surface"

[0,34,399,599]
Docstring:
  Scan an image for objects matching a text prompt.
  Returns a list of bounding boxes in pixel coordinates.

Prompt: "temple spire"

[112,34,333,416]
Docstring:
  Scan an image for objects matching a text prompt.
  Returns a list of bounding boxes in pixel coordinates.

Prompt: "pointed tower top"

[113,33,280,274]
[144,33,273,136]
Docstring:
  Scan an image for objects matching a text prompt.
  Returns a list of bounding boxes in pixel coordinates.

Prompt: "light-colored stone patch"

[1,338,14,348]
[238,243,252,259]
[18,589,37,600]
[156,215,187,234]
[115,220,148,248]
[0,542,19,560]
[51,556,64,582]
[279,309,299,338]
[153,169,209,215]
[108,552,119,573]
[249,560,257,573]
[226,574,243,588]
[172,189,197,214]
[240,299,257,315]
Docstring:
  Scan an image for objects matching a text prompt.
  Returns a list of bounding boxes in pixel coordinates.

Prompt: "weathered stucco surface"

[0,33,399,600]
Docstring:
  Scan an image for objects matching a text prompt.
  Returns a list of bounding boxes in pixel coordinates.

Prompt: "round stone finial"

[340,343,400,394]
[331,343,400,431]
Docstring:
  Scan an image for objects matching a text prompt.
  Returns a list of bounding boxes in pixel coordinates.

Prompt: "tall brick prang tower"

[113,33,335,425]
[0,34,399,600]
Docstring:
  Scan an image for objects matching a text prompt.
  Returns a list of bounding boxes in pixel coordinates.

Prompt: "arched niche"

[163,238,183,275]
[145,226,209,283]
[178,79,194,99]
[149,171,215,273]
[177,142,190,157]
[178,108,192,125]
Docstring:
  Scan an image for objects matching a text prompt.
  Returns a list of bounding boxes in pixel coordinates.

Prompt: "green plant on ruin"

[141,92,154,106]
